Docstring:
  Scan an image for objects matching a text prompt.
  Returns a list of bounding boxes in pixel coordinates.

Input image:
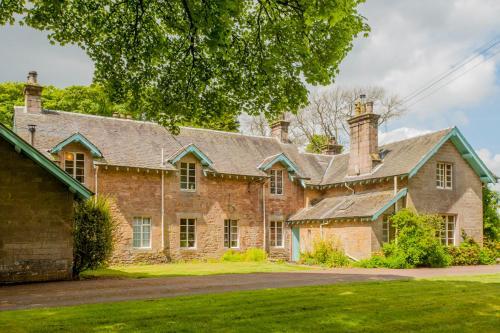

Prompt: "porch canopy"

[288,188,408,223]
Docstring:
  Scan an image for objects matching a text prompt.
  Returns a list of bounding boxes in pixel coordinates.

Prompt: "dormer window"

[270,169,283,195]
[180,162,196,191]
[64,152,85,183]
[436,162,452,189]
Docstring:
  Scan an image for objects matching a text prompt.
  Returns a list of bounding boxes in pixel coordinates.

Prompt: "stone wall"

[98,154,306,262]
[0,139,74,283]
[407,140,483,244]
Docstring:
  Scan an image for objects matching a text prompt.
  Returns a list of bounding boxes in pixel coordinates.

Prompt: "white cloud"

[379,127,432,145]
[477,148,500,191]
[334,0,500,125]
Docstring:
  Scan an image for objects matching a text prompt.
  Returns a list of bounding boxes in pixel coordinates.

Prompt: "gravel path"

[1,265,498,311]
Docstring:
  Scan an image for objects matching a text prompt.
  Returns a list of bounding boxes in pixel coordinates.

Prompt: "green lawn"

[81,261,314,279]
[1,274,498,333]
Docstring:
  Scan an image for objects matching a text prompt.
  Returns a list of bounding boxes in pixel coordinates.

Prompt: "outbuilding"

[0,123,92,283]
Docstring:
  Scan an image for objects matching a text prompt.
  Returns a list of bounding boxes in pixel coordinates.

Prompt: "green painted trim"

[50,132,103,157]
[169,144,213,166]
[0,123,93,199]
[408,127,496,184]
[371,188,408,221]
[259,153,301,175]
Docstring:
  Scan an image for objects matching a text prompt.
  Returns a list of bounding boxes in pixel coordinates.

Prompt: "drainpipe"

[262,179,267,253]
[393,176,398,212]
[344,182,355,195]
[161,149,165,250]
[94,165,99,202]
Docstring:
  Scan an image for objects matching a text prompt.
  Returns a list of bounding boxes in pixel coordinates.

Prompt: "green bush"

[446,233,496,266]
[358,210,451,268]
[221,248,267,262]
[300,238,350,268]
[244,248,267,262]
[73,197,115,276]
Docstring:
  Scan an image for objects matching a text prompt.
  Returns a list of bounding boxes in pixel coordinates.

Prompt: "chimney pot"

[322,136,343,155]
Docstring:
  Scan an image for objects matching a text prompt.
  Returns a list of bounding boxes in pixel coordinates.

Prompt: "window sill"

[180,189,197,193]
[180,247,197,250]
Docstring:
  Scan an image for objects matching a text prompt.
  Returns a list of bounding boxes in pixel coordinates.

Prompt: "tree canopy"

[0,0,369,132]
[0,82,239,131]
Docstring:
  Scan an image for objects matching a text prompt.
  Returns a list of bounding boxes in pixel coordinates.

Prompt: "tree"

[241,86,405,151]
[0,1,369,132]
[290,86,406,148]
[483,185,500,242]
[0,82,239,131]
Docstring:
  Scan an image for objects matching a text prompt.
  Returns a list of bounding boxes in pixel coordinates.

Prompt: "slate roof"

[288,190,396,222]
[13,109,331,184]
[319,128,453,185]
[15,109,489,187]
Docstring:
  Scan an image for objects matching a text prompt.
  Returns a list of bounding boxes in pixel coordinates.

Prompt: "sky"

[0,0,499,187]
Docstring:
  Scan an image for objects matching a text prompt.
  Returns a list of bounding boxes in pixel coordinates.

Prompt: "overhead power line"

[401,36,500,106]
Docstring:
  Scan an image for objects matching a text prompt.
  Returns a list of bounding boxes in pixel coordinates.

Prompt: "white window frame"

[64,152,85,183]
[224,219,239,248]
[439,215,456,246]
[270,169,284,195]
[382,215,390,243]
[270,221,284,247]
[180,218,196,248]
[180,162,196,191]
[132,217,152,249]
[436,162,453,190]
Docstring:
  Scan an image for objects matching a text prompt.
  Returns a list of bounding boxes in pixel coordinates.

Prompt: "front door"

[292,227,300,261]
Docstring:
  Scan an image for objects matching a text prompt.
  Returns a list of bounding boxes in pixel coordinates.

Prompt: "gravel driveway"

[1,265,498,311]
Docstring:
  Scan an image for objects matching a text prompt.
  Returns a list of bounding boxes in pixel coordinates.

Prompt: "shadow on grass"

[0,278,498,332]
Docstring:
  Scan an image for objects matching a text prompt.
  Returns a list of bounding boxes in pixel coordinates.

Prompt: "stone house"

[0,121,92,283]
[12,72,498,262]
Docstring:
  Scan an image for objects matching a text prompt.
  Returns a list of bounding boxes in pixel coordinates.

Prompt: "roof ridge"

[380,127,453,147]
[30,109,280,141]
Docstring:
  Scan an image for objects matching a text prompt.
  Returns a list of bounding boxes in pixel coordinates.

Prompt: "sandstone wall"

[0,139,74,283]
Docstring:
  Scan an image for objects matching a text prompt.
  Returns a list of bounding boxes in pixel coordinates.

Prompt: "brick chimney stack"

[322,136,343,155]
[347,96,380,176]
[270,114,291,143]
[24,71,43,113]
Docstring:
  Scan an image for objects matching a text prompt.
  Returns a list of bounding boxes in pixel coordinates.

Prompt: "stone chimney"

[270,115,290,143]
[24,71,43,113]
[347,96,380,176]
[322,136,343,155]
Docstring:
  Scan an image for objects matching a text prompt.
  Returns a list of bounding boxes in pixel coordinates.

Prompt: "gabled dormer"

[167,143,214,192]
[50,132,102,185]
[258,153,305,193]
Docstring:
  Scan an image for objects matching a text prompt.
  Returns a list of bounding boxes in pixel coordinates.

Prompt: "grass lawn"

[81,261,314,279]
[1,274,498,333]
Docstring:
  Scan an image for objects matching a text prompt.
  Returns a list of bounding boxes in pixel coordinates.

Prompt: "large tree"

[0,0,369,132]
[0,82,239,131]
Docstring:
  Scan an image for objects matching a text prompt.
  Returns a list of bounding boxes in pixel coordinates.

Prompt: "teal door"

[292,227,300,261]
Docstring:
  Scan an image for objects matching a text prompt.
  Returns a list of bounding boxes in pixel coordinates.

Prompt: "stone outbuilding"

[0,122,92,283]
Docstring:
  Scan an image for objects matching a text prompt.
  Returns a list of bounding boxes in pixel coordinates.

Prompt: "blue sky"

[0,0,499,185]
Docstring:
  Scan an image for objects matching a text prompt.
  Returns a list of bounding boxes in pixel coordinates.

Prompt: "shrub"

[221,249,244,262]
[73,197,115,276]
[300,238,350,268]
[447,233,496,266]
[358,210,451,268]
[221,248,267,262]
[243,248,267,262]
